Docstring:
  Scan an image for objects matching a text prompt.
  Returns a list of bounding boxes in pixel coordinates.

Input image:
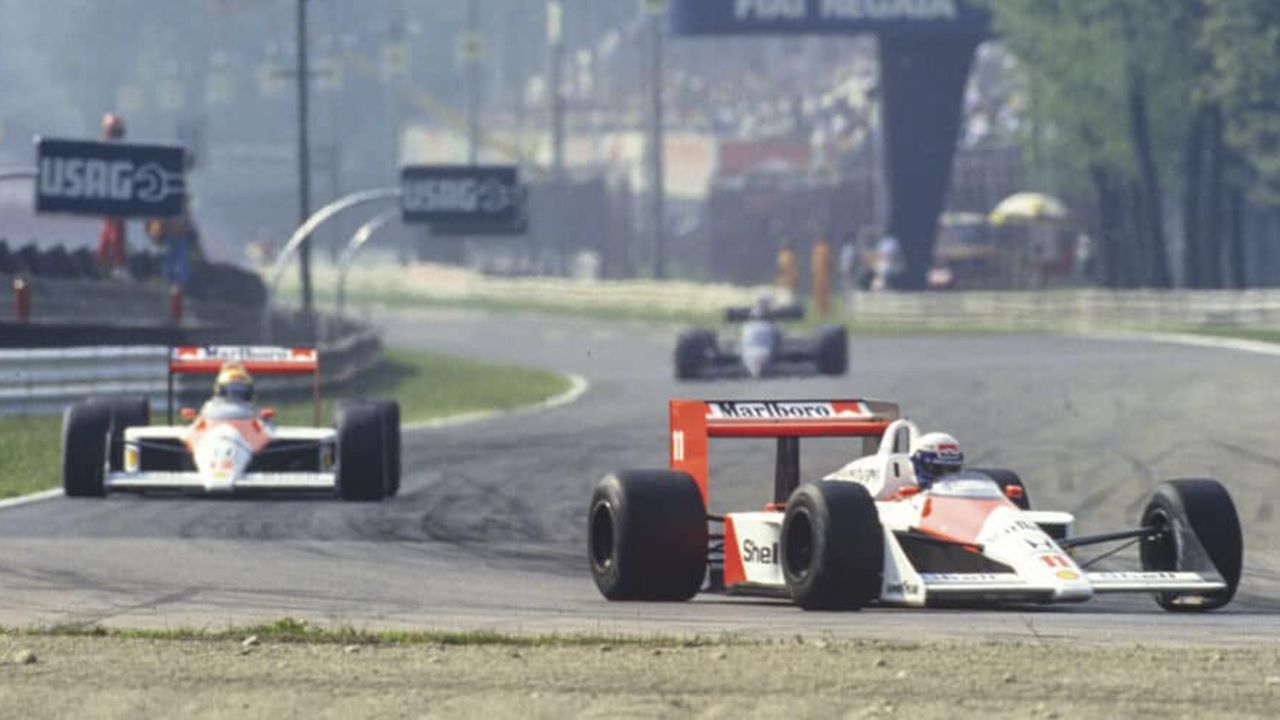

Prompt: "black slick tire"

[588,470,708,601]
[92,397,150,472]
[816,326,848,376]
[781,481,883,610]
[972,468,1031,511]
[62,402,111,497]
[335,401,387,502]
[1140,479,1242,611]
[674,330,715,381]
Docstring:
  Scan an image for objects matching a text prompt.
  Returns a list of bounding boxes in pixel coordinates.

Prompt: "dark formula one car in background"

[587,398,1242,611]
[674,300,847,380]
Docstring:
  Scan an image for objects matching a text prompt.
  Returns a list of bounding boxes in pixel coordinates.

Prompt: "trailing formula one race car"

[674,299,846,380]
[587,398,1243,610]
[61,346,399,501]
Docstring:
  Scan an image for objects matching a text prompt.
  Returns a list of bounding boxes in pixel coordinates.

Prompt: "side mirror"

[180,407,197,421]
[260,408,276,421]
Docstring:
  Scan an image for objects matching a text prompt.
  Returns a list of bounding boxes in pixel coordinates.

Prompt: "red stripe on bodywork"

[916,497,1009,545]
[722,516,746,588]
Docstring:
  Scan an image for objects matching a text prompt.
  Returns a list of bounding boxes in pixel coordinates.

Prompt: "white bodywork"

[739,320,778,378]
[722,419,1227,605]
[107,405,337,494]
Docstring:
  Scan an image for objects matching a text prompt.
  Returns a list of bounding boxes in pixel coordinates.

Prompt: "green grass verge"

[1180,326,1280,344]
[8,617,735,649]
[0,348,570,500]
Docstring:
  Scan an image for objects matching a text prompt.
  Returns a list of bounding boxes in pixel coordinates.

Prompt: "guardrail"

[0,325,383,417]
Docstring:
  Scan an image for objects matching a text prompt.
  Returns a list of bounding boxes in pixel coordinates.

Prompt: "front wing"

[105,471,336,492]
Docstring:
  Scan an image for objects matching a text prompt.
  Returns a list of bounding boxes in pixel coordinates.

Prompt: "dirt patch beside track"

[3,634,1278,719]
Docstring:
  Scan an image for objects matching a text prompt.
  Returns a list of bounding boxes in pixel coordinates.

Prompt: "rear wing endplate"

[670,399,900,505]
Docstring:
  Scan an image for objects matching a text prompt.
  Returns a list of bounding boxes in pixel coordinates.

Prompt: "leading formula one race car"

[61,346,399,501]
[674,300,847,380]
[587,398,1242,610]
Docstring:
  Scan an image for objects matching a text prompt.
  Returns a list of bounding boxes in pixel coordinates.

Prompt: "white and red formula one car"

[587,398,1242,610]
[60,346,399,501]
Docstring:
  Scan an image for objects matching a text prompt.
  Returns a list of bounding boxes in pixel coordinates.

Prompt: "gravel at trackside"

[2,635,1279,719]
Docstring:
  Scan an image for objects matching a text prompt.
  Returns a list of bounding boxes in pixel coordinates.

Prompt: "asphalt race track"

[2,308,1278,643]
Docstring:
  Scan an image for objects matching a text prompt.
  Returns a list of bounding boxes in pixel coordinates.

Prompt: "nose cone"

[195,425,251,492]
[742,347,769,378]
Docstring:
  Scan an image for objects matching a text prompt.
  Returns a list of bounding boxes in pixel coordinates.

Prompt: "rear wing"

[167,346,321,424]
[723,304,805,323]
[670,399,899,506]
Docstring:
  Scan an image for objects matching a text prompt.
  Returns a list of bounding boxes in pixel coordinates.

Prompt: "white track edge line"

[1081,330,1280,357]
[404,372,590,431]
[0,488,63,511]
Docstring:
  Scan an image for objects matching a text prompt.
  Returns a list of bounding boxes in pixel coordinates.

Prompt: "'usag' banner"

[35,137,187,217]
[400,164,526,235]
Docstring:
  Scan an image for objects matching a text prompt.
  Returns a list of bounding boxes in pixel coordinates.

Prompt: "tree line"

[980,0,1280,288]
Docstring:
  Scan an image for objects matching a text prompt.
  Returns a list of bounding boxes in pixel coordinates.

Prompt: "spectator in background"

[811,236,832,317]
[839,233,859,301]
[96,113,128,277]
[146,198,203,290]
[873,233,904,291]
[775,238,799,305]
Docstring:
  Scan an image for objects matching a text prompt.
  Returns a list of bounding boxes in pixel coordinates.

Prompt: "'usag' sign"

[400,164,526,235]
[36,138,187,217]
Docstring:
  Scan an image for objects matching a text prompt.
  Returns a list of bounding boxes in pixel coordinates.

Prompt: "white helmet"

[910,432,963,488]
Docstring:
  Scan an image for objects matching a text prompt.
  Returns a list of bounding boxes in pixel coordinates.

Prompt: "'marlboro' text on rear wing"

[167,346,321,423]
[669,399,900,505]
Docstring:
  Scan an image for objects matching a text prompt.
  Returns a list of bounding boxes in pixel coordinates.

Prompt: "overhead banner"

[668,0,990,38]
[400,164,526,235]
[35,137,187,217]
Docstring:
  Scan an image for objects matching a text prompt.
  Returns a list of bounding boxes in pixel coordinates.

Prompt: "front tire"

[1140,479,1242,611]
[781,481,883,610]
[588,470,707,601]
[335,401,388,502]
[62,402,111,497]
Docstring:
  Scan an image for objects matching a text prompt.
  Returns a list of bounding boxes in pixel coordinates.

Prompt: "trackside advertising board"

[668,0,990,38]
[35,138,187,217]
[400,164,526,235]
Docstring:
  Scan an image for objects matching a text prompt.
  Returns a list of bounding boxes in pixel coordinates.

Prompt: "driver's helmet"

[910,432,963,489]
[213,362,255,403]
[749,296,772,319]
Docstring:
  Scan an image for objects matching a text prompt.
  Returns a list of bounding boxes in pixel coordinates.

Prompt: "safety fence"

[0,323,382,417]
[301,260,1280,332]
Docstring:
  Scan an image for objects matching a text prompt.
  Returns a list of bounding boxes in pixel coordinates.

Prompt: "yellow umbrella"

[988,192,1069,225]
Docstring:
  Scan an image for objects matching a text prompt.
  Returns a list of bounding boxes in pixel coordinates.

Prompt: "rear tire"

[781,481,883,610]
[816,326,848,376]
[972,468,1031,511]
[62,402,110,497]
[1140,479,1242,611]
[588,470,708,601]
[674,330,715,381]
[335,401,387,502]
